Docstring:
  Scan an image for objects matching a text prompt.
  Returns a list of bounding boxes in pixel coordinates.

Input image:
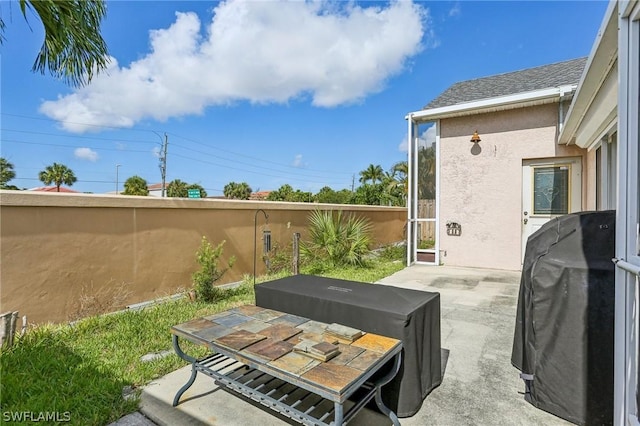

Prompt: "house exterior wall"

[0,191,405,324]
[438,103,585,270]
[586,148,598,210]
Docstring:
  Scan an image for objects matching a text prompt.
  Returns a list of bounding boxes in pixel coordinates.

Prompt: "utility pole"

[159,133,168,197]
[115,164,121,194]
[351,174,355,192]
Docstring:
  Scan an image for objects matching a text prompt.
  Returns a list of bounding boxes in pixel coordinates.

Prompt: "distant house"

[250,191,271,200]
[147,183,167,197]
[29,186,80,193]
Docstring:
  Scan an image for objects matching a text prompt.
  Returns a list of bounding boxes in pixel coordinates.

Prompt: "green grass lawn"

[0,259,405,425]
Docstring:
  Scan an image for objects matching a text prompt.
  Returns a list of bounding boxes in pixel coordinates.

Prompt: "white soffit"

[405,87,572,123]
[574,63,618,148]
[559,1,618,145]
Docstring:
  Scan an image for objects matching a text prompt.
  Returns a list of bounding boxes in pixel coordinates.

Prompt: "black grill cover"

[255,274,441,417]
[511,210,615,425]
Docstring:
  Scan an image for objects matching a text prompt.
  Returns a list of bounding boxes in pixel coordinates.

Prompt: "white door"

[521,157,582,260]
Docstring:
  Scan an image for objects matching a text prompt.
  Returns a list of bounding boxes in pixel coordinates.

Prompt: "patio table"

[255,274,442,417]
[171,305,403,425]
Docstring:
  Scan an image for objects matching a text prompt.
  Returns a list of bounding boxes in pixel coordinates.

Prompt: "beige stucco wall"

[0,191,405,324]
[438,103,586,270]
[585,148,598,210]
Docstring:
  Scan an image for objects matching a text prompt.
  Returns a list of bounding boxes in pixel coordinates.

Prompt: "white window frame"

[595,129,618,210]
[616,2,640,425]
[406,117,439,266]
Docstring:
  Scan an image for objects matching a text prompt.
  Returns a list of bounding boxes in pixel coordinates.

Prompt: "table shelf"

[186,352,392,426]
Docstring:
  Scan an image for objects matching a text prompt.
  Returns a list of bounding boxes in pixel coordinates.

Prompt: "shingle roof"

[424,57,587,109]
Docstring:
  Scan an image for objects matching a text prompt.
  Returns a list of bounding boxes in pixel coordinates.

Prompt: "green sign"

[187,189,201,198]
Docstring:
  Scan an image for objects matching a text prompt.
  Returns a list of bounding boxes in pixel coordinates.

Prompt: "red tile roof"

[147,183,167,191]
[250,191,271,200]
[29,186,80,193]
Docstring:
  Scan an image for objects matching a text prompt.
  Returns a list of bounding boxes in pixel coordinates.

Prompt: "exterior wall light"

[470,130,481,143]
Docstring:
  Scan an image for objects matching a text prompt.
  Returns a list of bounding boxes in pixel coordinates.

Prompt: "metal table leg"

[372,352,402,426]
[333,402,344,425]
[172,335,198,407]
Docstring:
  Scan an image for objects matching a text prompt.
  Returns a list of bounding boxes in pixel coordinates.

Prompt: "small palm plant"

[301,210,372,268]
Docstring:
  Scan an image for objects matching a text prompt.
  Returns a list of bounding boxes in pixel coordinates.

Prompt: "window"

[263,230,272,254]
[532,166,570,215]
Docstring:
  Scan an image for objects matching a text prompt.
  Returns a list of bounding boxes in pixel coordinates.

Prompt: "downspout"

[558,97,565,135]
[557,85,575,139]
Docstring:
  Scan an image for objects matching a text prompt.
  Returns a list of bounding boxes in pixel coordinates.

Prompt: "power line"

[1,112,160,134]
[170,152,350,186]
[167,131,353,176]
[1,139,151,153]
[1,128,157,145]
[1,112,367,189]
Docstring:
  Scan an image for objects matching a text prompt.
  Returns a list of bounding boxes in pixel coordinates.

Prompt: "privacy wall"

[0,191,405,324]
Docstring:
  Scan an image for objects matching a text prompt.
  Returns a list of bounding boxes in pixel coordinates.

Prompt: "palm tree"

[385,161,408,206]
[359,164,384,185]
[123,175,149,196]
[0,157,16,189]
[224,181,252,200]
[167,179,189,197]
[417,146,436,199]
[38,163,77,192]
[266,184,295,201]
[0,1,109,87]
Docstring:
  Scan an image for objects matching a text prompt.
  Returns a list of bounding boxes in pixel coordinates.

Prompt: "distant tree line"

[2,145,435,205]
[221,150,436,207]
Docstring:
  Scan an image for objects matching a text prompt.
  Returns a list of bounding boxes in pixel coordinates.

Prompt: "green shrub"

[418,239,435,249]
[192,237,235,302]
[301,210,372,268]
[263,241,295,275]
[378,243,406,262]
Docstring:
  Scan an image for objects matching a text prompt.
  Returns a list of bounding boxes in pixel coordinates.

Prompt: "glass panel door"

[407,120,438,265]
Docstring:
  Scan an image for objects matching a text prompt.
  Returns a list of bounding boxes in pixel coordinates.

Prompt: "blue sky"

[1,0,608,195]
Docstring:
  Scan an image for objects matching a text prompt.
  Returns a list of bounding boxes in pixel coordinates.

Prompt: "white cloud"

[449,3,461,17]
[74,147,99,162]
[398,124,436,152]
[39,0,429,133]
[292,154,304,168]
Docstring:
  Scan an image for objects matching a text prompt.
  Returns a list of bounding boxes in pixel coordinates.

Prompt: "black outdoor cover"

[255,274,442,417]
[511,210,615,425]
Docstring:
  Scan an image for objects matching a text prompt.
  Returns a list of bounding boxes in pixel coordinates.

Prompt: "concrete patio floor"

[129,265,572,426]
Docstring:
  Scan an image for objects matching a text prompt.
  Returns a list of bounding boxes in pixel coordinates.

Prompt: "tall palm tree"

[417,146,436,199]
[385,161,408,206]
[0,0,109,87]
[392,161,408,192]
[359,164,384,184]
[38,162,77,192]
[123,175,149,196]
[223,181,252,200]
[0,157,16,189]
[167,179,189,197]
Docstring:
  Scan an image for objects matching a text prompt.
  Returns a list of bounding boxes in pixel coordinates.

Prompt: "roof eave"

[406,86,575,123]
[558,1,618,145]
